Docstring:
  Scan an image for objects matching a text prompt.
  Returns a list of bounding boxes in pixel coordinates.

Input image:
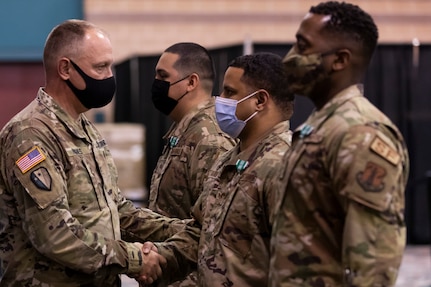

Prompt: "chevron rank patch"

[15,146,46,174]
[370,135,400,166]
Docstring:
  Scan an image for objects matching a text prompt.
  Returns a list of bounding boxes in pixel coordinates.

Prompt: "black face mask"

[151,76,189,115]
[65,60,116,109]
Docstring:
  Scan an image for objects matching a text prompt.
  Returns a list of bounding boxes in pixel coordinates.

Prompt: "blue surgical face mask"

[215,90,259,138]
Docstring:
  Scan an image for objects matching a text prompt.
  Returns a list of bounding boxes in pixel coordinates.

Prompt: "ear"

[255,90,269,111]
[186,73,199,92]
[332,48,351,71]
[58,58,72,80]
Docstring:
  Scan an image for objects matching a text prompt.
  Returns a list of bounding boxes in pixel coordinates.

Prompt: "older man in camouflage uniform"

[153,52,294,286]
[270,2,409,286]
[0,20,197,286]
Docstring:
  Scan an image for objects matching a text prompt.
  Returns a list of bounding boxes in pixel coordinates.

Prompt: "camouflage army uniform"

[0,88,197,286]
[270,85,409,287]
[149,97,235,219]
[192,121,291,286]
[149,98,235,286]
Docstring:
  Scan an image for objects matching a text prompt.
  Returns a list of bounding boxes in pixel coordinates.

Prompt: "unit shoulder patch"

[356,161,386,192]
[370,136,400,165]
[15,146,46,174]
[30,167,52,191]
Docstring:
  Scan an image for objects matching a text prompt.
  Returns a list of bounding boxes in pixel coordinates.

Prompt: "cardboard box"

[94,123,147,203]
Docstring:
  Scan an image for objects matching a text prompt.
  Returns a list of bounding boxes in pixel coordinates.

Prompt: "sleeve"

[331,124,409,286]
[149,195,205,286]
[5,127,147,278]
[152,218,201,286]
[188,132,235,204]
[118,197,196,243]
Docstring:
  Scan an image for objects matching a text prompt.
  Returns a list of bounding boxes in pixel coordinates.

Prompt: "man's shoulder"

[186,112,233,142]
[320,97,393,137]
[1,107,46,138]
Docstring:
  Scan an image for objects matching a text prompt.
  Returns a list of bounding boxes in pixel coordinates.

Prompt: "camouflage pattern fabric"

[270,85,409,287]
[0,88,197,286]
[149,97,235,220]
[191,121,291,286]
[149,97,235,287]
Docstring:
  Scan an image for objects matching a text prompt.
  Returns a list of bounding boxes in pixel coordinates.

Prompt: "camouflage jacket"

[0,88,196,287]
[270,85,409,287]
[149,97,235,219]
[193,121,292,286]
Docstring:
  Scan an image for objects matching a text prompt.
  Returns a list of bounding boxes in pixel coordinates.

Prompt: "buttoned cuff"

[126,242,143,275]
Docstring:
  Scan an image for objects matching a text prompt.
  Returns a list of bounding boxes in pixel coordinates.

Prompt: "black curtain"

[363,45,431,244]
[114,43,431,244]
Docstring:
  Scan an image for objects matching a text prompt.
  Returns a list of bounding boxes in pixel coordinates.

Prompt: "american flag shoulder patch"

[15,146,46,174]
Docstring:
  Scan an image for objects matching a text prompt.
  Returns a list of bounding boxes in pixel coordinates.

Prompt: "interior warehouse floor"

[121,245,431,287]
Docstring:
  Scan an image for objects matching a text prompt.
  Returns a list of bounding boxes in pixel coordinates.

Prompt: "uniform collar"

[225,120,291,172]
[37,88,88,139]
[163,97,214,141]
[296,84,364,135]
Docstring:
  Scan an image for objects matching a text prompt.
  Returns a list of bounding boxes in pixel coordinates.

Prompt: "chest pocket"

[65,145,115,211]
[159,146,189,175]
[276,133,327,216]
[214,173,264,258]
[171,146,189,163]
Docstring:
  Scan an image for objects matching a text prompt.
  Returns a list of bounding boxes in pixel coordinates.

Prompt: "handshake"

[131,241,167,286]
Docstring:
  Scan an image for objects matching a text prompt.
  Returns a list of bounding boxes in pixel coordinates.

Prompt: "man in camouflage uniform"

[149,42,235,220]
[0,19,198,286]
[149,42,235,286]
[270,2,409,286]
[153,52,294,286]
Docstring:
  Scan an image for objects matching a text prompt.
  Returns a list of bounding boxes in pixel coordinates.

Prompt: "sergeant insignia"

[15,146,46,174]
[370,135,400,165]
[30,167,52,191]
[169,136,179,148]
[356,161,386,192]
[236,159,249,172]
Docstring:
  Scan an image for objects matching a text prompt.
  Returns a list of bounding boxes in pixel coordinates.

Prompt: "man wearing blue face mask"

[148,52,295,287]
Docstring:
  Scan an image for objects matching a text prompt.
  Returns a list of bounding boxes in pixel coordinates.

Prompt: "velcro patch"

[370,136,400,165]
[15,146,46,174]
[30,167,52,191]
[356,161,387,192]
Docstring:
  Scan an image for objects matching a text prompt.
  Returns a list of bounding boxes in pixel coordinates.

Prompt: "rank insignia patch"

[30,167,52,191]
[370,136,400,165]
[15,146,46,174]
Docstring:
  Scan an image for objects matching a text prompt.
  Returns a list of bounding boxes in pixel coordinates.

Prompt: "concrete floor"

[121,245,431,287]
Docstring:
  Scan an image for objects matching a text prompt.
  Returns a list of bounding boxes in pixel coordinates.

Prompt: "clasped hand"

[131,241,167,285]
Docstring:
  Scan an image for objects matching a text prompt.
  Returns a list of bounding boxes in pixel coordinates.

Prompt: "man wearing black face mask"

[0,19,201,286]
[270,2,409,286]
[149,42,235,287]
[149,42,235,219]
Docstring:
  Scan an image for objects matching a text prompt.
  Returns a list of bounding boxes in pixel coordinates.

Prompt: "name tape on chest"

[15,146,46,174]
[370,136,400,166]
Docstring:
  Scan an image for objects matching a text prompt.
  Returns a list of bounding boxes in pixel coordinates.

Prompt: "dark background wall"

[114,43,431,244]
